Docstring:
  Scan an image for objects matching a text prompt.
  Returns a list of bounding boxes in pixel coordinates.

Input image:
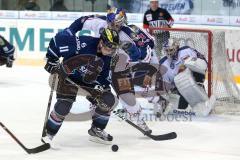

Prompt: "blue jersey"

[46,30,111,87]
[0,35,15,57]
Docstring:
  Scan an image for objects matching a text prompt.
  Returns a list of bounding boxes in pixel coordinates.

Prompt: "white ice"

[0,66,240,160]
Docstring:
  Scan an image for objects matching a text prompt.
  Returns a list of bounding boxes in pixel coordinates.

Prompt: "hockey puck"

[111,144,118,152]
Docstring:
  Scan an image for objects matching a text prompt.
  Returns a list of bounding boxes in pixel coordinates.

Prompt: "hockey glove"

[0,55,15,68]
[82,59,103,84]
[44,59,60,74]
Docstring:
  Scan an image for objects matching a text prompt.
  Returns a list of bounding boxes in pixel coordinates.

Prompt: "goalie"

[155,38,216,116]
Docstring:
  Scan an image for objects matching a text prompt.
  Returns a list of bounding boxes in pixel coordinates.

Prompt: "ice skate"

[88,125,113,145]
[41,133,53,144]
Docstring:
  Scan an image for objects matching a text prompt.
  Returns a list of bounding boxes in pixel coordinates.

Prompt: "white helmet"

[163,39,180,59]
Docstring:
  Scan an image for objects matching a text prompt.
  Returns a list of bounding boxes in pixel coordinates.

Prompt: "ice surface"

[0,66,240,160]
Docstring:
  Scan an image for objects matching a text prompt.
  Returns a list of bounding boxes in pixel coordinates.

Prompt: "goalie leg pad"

[184,57,207,75]
[174,68,208,107]
[192,95,216,116]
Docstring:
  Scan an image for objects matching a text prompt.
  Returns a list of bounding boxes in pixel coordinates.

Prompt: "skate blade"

[89,136,112,145]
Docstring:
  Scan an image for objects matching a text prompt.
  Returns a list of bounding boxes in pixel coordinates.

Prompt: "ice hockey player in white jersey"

[155,38,216,116]
[66,7,158,64]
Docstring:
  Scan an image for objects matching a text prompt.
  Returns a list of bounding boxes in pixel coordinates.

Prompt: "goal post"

[149,27,240,114]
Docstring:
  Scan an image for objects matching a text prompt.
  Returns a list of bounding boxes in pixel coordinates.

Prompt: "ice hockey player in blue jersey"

[42,28,120,144]
[0,35,15,68]
[154,39,216,117]
[61,8,158,134]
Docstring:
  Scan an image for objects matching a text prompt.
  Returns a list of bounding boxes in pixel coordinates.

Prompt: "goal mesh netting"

[150,27,240,114]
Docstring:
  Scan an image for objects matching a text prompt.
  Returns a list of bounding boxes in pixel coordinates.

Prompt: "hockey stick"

[113,110,177,141]
[41,74,57,137]
[0,122,50,154]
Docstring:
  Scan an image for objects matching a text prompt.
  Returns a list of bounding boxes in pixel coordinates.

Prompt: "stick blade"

[27,143,50,154]
[147,132,177,141]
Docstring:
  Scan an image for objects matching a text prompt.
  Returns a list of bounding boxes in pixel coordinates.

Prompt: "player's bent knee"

[95,92,118,114]
[54,99,73,117]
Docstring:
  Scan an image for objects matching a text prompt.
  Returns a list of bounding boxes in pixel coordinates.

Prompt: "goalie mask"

[107,7,127,31]
[163,39,180,59]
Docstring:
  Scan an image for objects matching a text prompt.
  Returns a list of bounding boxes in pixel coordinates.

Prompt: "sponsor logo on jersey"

[81,42,87,48]
[146,14,152,21]
[159,12,164,17]
[79,65,88,73]
[76,36,81,50]
[149,20,170,28]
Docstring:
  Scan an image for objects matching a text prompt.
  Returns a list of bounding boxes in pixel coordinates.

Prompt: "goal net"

[149,27,240,114]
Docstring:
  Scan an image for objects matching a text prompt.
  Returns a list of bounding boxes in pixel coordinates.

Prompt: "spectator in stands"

[143,0,174,57]
[19,0,40,11]
[143,0,174,31]
[50,0,68,11]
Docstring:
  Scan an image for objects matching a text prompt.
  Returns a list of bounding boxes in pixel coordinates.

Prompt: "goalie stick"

[113,110,177,141]
[0,122,50,154]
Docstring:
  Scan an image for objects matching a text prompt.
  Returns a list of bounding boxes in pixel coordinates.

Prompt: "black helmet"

[100,28,119,50]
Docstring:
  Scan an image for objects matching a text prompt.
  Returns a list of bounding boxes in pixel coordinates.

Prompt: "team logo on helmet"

[105,29,113,43]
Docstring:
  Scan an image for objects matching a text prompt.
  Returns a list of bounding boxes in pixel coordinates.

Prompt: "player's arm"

[67,15,95,35]
[121,42,141,62]
[163,10,174,28]
[0,35,15,67]
[143,12,150,30]
[133,26,155,62]
[0,35,15,56]
[44,36,61,74]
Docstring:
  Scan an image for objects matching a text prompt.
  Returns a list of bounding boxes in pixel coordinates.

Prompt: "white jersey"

[78,17,155,48]
[81,17,108,37]
[78,16,132,43]
[67,16,157,63]
[160,46,199,84]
